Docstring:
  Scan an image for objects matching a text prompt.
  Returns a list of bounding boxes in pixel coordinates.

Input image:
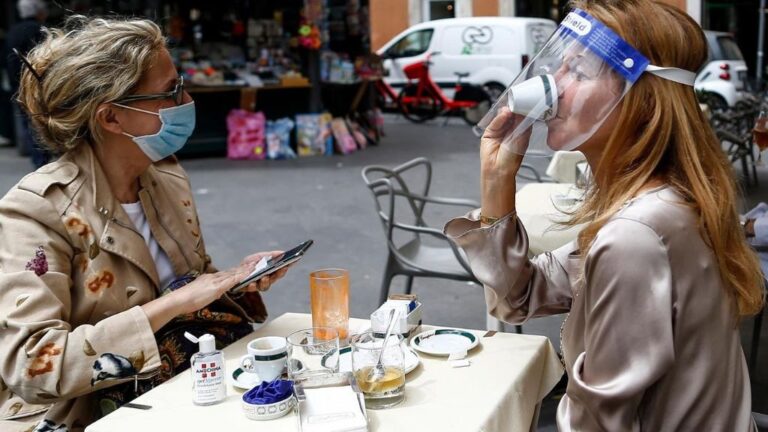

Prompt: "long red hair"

[567,0,764,316]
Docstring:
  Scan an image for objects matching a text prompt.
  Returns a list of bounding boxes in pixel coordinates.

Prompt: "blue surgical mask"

[113,101,196,161]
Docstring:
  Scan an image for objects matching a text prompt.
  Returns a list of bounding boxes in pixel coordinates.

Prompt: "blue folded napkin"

[243,379,293,405]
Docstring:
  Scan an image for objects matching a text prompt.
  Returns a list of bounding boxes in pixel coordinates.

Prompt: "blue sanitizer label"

[559,9,650,83]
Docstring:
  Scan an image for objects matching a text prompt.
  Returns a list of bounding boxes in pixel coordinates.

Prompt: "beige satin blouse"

[445,186,755,431]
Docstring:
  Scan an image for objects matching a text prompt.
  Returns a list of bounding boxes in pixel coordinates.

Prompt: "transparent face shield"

[475,9,696,156]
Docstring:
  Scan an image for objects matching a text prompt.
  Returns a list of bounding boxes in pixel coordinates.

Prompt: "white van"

[377,17,557,100]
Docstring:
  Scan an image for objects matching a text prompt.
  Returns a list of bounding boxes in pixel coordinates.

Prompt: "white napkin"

[299,386,368,432]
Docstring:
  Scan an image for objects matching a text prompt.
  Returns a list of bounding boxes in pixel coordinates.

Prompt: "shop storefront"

[702,0,763,80]
[1,0,381,158]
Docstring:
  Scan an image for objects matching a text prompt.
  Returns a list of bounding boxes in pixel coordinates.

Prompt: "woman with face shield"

[445,0,764,430]
[0,17,289,431]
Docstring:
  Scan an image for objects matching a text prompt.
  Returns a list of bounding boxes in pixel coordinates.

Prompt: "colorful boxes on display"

[280,74,311,87]
[370,294,422,339]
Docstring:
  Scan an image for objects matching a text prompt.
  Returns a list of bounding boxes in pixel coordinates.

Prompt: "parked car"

[695,31,749,108]
[377,17,557,102]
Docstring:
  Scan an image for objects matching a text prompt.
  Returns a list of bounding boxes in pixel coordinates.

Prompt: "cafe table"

[86,313,563,432]
[516,183,584,255]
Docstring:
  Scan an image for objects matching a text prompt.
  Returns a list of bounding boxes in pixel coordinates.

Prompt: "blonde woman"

[446,0,764,430]
[0,17,286,431]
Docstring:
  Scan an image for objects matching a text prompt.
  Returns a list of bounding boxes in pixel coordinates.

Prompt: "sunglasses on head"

[114,76,185,106]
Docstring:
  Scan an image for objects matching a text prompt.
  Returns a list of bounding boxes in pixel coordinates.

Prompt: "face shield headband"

[475,8,697,156]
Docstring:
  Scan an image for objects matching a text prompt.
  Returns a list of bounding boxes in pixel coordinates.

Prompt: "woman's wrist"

[141,292,187,332]
[481,179,516,219]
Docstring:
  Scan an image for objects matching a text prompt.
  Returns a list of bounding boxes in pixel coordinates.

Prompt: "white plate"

[410,329,479,356]
[231,368,263,390]
[321,344,421,374]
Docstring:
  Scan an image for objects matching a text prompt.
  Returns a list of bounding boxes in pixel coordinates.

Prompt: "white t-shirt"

[121,202,176,289]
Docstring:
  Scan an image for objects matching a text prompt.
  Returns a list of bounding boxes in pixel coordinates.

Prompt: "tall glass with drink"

[309,269,349,340]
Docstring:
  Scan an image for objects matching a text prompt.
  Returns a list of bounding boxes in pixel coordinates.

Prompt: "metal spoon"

[368,308,398,382]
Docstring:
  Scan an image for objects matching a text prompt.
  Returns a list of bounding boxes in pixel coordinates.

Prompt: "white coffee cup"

[239,336,288,382]
[507,74,559,121]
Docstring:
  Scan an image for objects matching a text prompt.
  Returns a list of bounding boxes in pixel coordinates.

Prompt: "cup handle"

[240,354,254,372]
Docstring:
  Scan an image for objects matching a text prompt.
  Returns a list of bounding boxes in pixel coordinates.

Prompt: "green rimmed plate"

[410,329,479,356]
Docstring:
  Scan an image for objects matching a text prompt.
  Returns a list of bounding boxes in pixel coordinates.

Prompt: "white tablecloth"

[86,313,563,432]
[516,183,584,255]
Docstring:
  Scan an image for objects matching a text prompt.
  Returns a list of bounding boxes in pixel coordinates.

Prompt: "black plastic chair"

[756,412,768,430]
[362,157,520,332]
[716,128,758,188]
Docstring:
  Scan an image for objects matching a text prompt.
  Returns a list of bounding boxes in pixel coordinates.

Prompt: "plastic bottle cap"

[198,334,216,353]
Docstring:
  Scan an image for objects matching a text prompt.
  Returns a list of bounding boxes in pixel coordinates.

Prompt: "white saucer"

[410,329,479,356]
[231,368,263,390]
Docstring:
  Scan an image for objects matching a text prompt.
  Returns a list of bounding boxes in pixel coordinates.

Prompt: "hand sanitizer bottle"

[185,332,226,405]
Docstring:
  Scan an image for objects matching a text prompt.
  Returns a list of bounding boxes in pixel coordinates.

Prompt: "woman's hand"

[480,107,527,220]
[239,251,283,269]
[141,254,291,332]
[141,268,248,332]
[235,251,289,293]
[173,269,249,312]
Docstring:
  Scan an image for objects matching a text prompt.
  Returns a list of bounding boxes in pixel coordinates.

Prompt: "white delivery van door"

[526,22,555,57]
[431,23,518,91]
[381,28,435,90]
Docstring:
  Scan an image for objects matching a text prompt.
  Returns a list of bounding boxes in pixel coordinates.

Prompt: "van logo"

[461,26,494,55]
[462,26,493,46]
[561,12,591,36]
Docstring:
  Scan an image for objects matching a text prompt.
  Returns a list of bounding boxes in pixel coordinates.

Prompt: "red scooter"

[397,52,492,125]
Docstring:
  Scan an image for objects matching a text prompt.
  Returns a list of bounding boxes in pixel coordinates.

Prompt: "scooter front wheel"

[397,85,443,123]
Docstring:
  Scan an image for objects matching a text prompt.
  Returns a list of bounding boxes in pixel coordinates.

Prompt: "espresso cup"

[239,336,288,382]
[507,73,559,121]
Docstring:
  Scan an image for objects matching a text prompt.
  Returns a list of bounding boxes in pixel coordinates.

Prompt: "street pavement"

[1,114,766,427]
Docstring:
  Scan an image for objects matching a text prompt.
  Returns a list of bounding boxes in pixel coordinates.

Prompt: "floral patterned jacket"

[0,143,267,431]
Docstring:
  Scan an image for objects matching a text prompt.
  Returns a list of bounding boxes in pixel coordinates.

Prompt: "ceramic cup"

[239,336,288,382]
[507,73,559,121]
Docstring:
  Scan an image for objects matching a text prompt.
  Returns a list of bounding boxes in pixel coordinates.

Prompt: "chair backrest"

[361,157,432,246]
[361,157,477,277]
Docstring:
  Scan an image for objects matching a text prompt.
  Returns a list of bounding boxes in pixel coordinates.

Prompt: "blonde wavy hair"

[567,0,765,317]
[17,16,165,153]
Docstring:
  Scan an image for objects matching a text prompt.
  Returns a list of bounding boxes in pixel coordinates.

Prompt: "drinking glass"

[753,110,768,166]
[350,331,405,409]
[286,327,339,383]
[309,269,349,341]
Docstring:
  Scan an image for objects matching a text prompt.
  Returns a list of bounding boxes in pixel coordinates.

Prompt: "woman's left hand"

[235,251,289,293]
[240,251,282,269]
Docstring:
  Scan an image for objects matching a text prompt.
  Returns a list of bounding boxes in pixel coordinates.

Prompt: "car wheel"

[699,92,728,113]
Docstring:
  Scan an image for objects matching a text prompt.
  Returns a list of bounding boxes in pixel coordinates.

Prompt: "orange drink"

[754,116,768,151]
[309,269,349,340]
